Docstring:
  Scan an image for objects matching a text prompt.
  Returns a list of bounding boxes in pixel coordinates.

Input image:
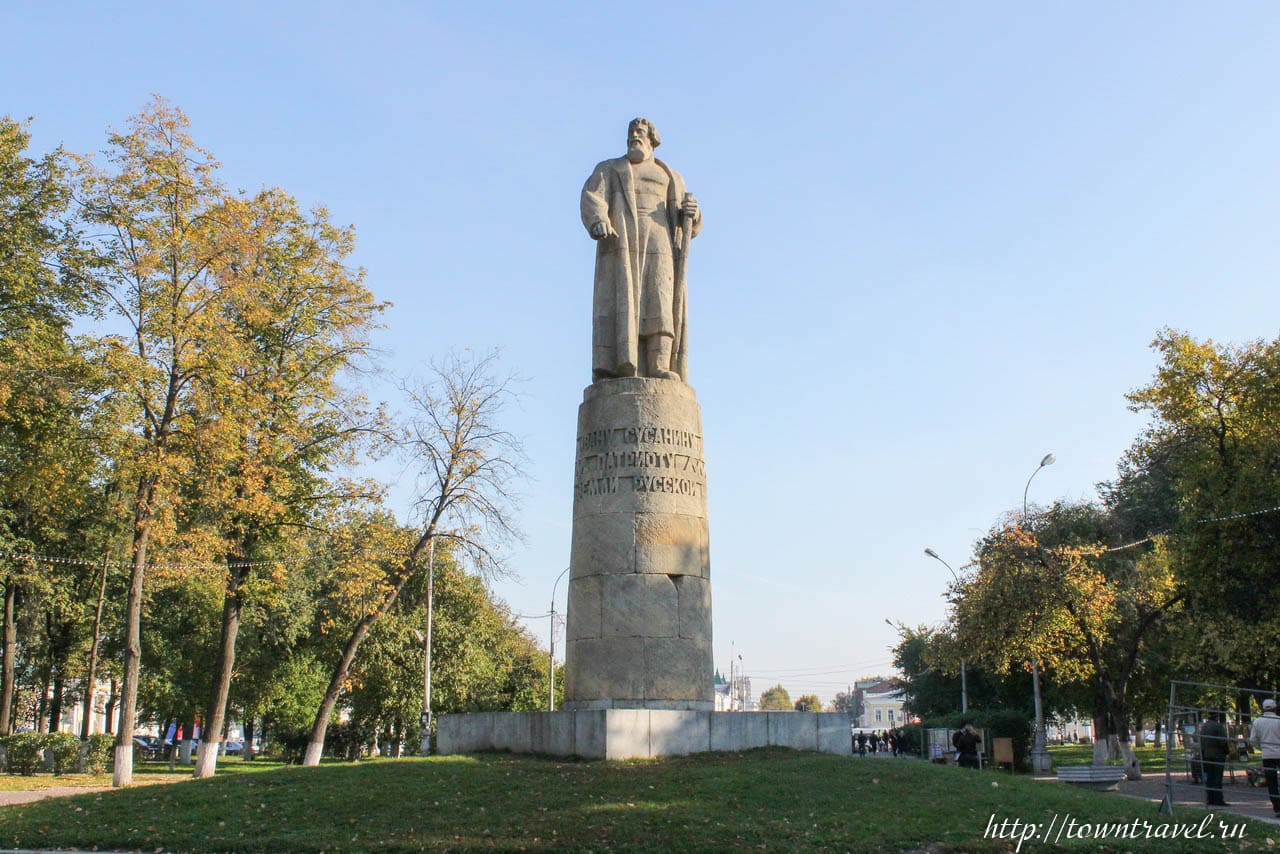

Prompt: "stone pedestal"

[563,378,713,711]
[437,710,852,759]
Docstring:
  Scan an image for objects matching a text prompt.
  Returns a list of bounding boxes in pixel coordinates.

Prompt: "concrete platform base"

[437,710,851,760]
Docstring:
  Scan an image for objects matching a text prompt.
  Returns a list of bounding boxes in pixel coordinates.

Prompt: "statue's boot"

[646,335,680,380]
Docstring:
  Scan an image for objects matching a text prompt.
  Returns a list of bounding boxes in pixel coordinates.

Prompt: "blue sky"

[7,2,1279,703]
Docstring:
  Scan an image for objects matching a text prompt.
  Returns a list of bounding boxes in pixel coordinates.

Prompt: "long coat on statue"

[581,156,701,381]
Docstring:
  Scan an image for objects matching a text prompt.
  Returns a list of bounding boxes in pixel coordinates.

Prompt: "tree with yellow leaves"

[953,502,1181,779]
[1126,329,1280,702]
[188,187,386,778]
[74,97,234,786]
[301,350,526,765]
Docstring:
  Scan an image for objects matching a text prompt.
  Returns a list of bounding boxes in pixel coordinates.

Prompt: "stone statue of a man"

[582,118,701,382]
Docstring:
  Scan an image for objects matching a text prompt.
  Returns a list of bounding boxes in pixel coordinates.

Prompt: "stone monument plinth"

[437,118,849,762]
[563,377,712,710]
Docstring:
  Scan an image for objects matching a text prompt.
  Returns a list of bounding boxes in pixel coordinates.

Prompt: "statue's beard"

[626,141,650,163]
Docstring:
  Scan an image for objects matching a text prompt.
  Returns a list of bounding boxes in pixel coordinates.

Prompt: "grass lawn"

[0,749,1274,852]
[1049,743,1176,773]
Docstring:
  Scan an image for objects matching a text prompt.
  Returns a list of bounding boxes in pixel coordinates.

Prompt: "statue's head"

[626,117,660,163]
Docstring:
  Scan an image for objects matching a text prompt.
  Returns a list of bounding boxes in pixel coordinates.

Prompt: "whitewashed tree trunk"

[1117,737,1142,780]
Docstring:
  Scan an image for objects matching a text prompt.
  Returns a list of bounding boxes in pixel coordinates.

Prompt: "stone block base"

[437,710,852,760]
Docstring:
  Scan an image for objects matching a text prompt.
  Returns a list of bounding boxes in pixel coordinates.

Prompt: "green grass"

[0,749,1273,852]
[1049,743,1177,773]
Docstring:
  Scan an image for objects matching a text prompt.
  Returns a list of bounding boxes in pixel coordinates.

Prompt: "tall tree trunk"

[35,670,49,733]
[81,552,110,740]
[302,559,420,767]
[179,710,197,764]
[1091,708,1110,764]
[104,679,117,736]
[303,616,377,767]
[113,481,155,787]
[47,673,63,732]
[243,715,255,760]
[1106,690,1141,780]
[194,565,246,778]
[0,579,16,735]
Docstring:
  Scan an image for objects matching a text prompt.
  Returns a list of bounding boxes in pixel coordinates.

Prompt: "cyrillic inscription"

[576,426,703,454]
[574,423,706,501]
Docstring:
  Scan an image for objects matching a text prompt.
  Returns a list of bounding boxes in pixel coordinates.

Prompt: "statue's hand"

[590,220,617,240]
[681,195,699,221]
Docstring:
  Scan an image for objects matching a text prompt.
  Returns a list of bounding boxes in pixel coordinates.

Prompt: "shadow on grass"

[0,748,1270,852]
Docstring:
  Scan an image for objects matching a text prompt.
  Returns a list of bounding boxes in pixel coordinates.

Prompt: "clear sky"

[6,2,1279,705]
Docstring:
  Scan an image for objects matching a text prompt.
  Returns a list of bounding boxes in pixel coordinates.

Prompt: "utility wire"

[1103,501,1280,553]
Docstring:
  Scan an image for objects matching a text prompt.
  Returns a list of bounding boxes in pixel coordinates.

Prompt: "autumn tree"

[74,98,232,785]
[302,351,525,765]
[1127,329,1280,693]
[793,694,821,712]
[829,691,854,715]
[759,684,792,711]
[890,626,975,720]
[341,554,551,757]
[0,116,112,735]
[189,187,384,778]
[953,503,1181,778]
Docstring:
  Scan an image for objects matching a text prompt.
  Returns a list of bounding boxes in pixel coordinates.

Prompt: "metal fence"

[1162,680,1279,814]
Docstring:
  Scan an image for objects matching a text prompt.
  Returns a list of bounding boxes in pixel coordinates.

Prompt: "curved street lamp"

[549,566,571,711]
[923,548,967,714]
[1023,452,1055,525]
[1022,452,1056,774]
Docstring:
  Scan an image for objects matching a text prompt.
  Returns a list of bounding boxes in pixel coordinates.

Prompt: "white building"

[858,680,906,729]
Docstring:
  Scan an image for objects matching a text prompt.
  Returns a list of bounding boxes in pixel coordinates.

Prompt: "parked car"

[132,735,161,760]
[222,740,244,755]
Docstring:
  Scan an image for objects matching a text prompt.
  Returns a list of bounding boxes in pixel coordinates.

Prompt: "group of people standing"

[1199,697,1280,814]
[854,729,901,756]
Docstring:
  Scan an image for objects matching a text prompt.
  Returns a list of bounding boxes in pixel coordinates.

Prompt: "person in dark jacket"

[952,723,982,769]
[1199,713,1230,806]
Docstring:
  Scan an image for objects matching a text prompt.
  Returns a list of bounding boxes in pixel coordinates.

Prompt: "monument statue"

[564,118,713,713]
[435,119,850,759]
[582,117,701,382]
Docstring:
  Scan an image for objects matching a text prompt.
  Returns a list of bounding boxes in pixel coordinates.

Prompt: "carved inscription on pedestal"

[575,426,706,500]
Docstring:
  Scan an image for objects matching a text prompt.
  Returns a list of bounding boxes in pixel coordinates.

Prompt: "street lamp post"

[420,537,437,755]
[923,548,966,715]
[1023,452,1055,774]
[549,566,570,711]
[886,618,925,759]
[1023,452,1055,523]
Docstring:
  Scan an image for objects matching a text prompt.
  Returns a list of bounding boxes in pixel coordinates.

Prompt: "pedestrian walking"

[1199,713,1229,806]
[1250,697,1280,817]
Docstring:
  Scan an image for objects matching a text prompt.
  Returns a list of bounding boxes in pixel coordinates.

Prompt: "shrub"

[3,733,47,775]
[323,722,364,761]
[84,733,114,774]
[45,732,81,775]
[922,709,1034,770]
[981,708,1032,770]
[271,728,311,765]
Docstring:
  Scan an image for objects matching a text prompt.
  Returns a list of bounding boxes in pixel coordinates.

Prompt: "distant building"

[712,671,754,711]
[856,678,905,728]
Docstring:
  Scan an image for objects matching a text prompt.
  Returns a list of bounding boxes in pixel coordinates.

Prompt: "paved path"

[1109,771,1280,825]
[1030,768,1280,826]
[0,775,174,807]
[0,784,113,807]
